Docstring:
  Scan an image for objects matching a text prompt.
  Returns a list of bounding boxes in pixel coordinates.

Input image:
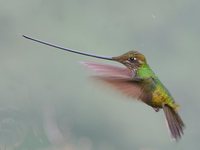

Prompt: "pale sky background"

[0,0,200,150]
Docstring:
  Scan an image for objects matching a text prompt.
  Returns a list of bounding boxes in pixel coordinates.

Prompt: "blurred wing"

[81,61,133,78]
[94,76,143,99]
[81,62,151,102]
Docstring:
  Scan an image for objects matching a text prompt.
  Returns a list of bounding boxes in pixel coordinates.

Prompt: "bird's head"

[112,51,147,70]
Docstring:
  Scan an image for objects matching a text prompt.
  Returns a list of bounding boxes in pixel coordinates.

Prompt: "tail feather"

[163,104,185,141]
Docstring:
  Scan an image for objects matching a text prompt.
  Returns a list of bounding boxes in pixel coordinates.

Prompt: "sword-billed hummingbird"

[23,35,185,141]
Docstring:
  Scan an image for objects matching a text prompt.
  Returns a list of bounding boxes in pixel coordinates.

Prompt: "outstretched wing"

[81,62,152,102]
[81,62,132,78]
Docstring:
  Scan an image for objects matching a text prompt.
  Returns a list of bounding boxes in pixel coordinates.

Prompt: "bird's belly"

[151,87,171,108]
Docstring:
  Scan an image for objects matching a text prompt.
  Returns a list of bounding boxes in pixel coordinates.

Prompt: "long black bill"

[23,35,113,61]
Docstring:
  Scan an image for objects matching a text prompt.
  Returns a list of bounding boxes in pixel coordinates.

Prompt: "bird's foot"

[153,107,160,112]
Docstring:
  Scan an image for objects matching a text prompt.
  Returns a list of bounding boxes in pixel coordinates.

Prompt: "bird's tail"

[162,104,185,141]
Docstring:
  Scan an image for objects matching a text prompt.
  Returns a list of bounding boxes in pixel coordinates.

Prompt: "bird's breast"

[151,86,172,108]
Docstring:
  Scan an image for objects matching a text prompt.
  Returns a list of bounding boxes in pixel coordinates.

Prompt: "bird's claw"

[153,107,160,112]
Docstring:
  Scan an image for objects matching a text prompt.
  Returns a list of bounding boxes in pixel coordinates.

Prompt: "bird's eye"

[129,57,136,62]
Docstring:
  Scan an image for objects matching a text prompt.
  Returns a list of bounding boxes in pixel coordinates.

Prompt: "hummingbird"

[23,35,185,141]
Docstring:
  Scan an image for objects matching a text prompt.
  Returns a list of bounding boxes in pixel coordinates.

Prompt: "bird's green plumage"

[137,64,178,109]
[137,64,156,79]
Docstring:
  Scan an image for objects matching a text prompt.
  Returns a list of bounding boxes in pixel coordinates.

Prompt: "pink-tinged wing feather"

[81,62,146,101]
[81,62,133,78]
[94,77,143,99]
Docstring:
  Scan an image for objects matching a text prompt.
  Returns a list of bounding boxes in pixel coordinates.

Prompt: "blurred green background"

[0,0,200,149]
